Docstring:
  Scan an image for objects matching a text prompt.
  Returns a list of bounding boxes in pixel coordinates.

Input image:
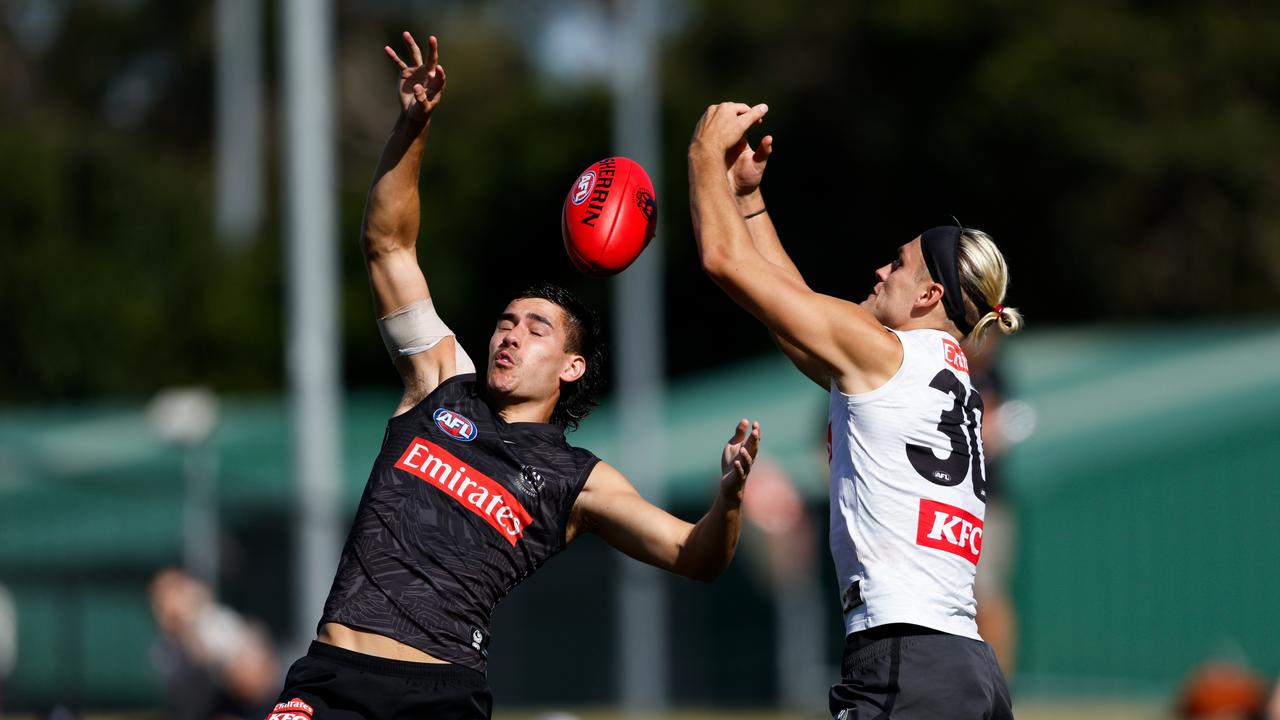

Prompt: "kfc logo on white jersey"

[915,498,982,564]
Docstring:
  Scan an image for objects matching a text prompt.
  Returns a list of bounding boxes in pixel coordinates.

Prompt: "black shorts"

[829,624,1012,720]
[268,642,492,720]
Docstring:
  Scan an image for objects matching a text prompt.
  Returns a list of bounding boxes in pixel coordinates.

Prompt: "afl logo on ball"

[434,408,478,442]
[571,170,597,205]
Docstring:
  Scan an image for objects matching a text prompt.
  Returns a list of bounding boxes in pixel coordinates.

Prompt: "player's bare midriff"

[317,622,451,664]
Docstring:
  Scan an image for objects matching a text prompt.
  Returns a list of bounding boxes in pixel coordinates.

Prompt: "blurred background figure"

[740,457,827,711]
[1176,660,1270,720]
[149,568,279,720]
[42,704,80,720]
[966,337,1020,678]
[0,583,14,715]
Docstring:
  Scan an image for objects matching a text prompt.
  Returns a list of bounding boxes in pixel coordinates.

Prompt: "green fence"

[1004,323,1280,694]
[1,322,1277,709]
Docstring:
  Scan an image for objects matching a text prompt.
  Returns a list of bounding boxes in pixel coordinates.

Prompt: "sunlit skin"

[859,237,953,338]
[485,297,586,424]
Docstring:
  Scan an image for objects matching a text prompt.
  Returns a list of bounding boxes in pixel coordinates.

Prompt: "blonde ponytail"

[956,229,1023,346]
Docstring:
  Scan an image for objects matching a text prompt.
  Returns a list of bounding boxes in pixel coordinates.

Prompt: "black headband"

[919,225,974,335]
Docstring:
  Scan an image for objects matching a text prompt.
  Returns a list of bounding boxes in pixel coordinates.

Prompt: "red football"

[561,157,657,276]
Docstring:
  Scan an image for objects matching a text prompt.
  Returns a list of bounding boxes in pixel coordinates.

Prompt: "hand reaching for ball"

[384,31,446,123]
[727,133,773,199]
[688,101,769,173]
[720,418,762,500]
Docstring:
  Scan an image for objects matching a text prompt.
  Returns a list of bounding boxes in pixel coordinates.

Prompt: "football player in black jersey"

[265,33,762,720]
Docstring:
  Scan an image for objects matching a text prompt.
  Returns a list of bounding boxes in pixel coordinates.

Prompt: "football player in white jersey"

[688,102,1023,719]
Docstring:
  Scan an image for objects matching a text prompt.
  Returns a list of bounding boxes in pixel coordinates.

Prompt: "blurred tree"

[2,0,1278,403]
[665,0,1280,331]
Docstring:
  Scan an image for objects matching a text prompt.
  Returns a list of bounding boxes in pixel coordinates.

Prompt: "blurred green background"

[2,0,1279,716]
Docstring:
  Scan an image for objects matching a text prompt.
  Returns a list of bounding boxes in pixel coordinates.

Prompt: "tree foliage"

[2,0,1277,402]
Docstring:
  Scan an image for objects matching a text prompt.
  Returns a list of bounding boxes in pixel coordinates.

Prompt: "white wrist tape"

[377,298,476,375]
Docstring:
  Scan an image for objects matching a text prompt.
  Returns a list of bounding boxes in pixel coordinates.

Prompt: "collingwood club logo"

[516,464,545,497]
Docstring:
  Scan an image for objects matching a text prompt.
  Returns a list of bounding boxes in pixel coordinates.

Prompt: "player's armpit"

[390,337,467,417]
[770,330,830,390]
[373,281,476,416]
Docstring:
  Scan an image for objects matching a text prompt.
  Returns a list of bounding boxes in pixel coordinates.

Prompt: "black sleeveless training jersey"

[320,374,600,672]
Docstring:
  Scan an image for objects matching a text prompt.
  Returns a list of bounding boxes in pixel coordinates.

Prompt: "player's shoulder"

[514,425,601,476]
[895,328,971,376]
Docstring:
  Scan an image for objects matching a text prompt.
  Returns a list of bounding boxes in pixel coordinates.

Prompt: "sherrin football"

[561,157,657,276]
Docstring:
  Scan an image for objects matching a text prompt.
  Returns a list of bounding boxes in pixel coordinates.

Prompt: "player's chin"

[486,368,515,394]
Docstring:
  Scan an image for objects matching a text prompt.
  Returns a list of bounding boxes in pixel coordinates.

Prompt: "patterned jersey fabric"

[321,374,599,672]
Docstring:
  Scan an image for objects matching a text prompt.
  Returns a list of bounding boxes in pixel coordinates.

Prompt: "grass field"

[5,700,1174,720]
[495,702,1171,720]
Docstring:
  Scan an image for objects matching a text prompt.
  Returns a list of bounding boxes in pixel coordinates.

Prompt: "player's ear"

[917,281,945,311]
[560,354,586,383]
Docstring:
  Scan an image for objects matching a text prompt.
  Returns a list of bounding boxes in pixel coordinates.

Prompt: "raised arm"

[363,33,463,412]
[724,133,830,388]
[688,103,901,395]
[726,133,803,282]
[569,420,761,583]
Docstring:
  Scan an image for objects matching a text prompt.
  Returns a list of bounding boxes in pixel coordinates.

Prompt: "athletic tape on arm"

[378,299,476,374]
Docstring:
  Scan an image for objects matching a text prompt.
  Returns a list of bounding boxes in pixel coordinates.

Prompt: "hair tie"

[993,304,1005,315]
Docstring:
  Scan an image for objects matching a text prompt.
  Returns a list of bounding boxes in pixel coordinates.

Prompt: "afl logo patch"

[571,170,597,205]
[433,408,478,442]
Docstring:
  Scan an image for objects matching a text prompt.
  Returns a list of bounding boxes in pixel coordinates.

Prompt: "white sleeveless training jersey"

[828,328,988,640]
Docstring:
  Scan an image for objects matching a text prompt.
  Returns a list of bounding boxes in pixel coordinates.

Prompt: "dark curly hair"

[511,282,606,431]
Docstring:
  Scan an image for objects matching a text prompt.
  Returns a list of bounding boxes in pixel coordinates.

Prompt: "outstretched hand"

[384,31,446,123]
[727,134,773,198]
[689,102,769,172]
[720,418,763,498]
